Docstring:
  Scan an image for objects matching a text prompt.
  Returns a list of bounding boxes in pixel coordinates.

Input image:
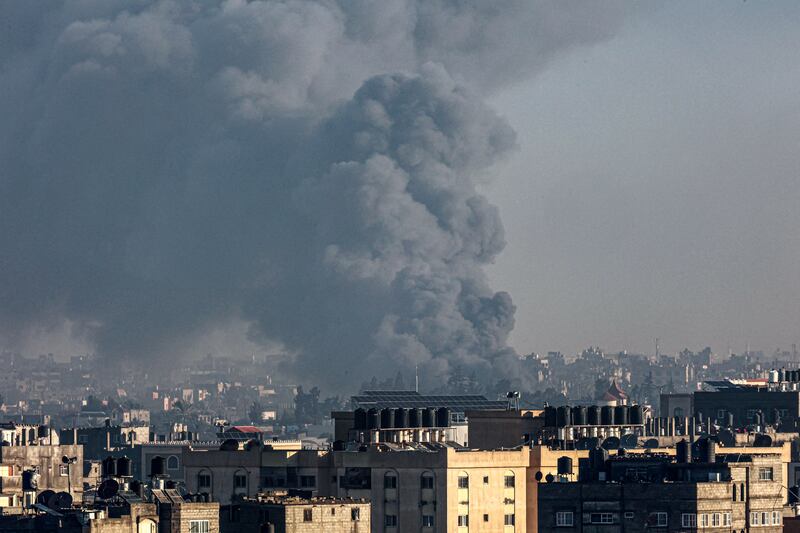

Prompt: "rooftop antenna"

[655,338,660,358]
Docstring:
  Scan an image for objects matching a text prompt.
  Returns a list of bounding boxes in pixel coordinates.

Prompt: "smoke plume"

[0,0,624,390]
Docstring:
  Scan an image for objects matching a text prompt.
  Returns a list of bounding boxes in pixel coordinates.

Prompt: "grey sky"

[487,2,800,358]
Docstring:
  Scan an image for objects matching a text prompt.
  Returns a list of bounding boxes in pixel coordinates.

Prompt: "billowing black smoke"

[0,0,624,391]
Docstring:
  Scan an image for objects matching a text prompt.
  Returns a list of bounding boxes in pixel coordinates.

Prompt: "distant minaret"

[415,365,419,393]
[655,338,660,358]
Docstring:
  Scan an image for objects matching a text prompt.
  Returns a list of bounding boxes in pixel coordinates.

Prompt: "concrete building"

[0,423,83,510]
[694,385,800,428]
[0,501,159,532]
[151,488,220,533]
[220,495,370,533]
[59,422,150,461]
[659,392,693,418]
[538,442,790,533]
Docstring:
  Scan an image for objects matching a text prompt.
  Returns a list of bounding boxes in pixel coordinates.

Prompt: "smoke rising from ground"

[0,1,624,390]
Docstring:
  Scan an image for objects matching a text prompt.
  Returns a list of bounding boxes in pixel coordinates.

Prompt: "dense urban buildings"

[1,348,800,531]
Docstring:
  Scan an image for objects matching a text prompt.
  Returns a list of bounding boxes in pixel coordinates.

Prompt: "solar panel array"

[352,390,508,412]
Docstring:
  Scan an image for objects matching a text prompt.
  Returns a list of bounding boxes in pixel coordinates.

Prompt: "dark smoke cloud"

[0,0,625,390]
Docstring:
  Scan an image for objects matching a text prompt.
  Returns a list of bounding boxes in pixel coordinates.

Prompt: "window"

[483,476,489,484]
[300,475,316,487]
[189,521,209,533]
[458,475,469,489]
[78,434,88,444]
[504,513,515,526]
[234,472,247,489]
[197,472,211,488]
[750,512,759,525]
[724,513,731,526]
[556,511,574,527]
[167,455,179,470]
[384,473,398,489]
[484,514,489,522]
[59,465,68,476]
[422,515,434,527]
[590,513,613,524]
[303,508,313,522]
[504,474,515,488]
[711,513,720,527]
[652,512,668,527]
[421,473,434,489]
[732,484,737,501]
[458,515,469,527]
[758,467,773,481]
[761,512,768,525]
[700,514,709,527]
[772,511,781,525]
[717,409,726,420]
[674,407,684,418]
[331,508,335,516]
[351,508,360,521]
[740,483,745,501]
[385,515,398,526]
[681,514,696,528]
[624,512,634,519]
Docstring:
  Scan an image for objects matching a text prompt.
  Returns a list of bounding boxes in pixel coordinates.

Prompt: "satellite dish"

[601,436,620,450]
[620,434,639,449]
[643,438,659,449]
[97,479,120,500]
[534,471,543,481]
[717,429,735,447]
[545,473,555,483]
[62,456,70,464]
[576,437,601,450]
[53,492,73,509]
[220,439,239,451]
[45,492,59,508]
[36,490,56,506]
[753,434,773,447]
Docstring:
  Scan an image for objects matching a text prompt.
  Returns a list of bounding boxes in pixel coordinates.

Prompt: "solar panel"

[352,390,508,412]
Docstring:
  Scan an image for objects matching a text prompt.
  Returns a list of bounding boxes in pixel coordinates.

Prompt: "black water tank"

[367,408,380,429]
[544,406,558,427]
[354,408,367,430]
[588,406,601,425]
[676,439,691,463]
[37,425,49,439]
[409,408,422,428]
[572,406,587,426]
[102,457,117,477]
[556,406,571,427]
[557,456,573,475]
[395,408,409,429]
[150,456,166,476]
[589,447,608,471]
[116,456,131,477]
[696,438,715,464]
[630,405,643,425]
[436,408,450,427]
[615,405,629,425]
[381,408,396,429]
[601,406,615,425]
[423,408,436,427]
